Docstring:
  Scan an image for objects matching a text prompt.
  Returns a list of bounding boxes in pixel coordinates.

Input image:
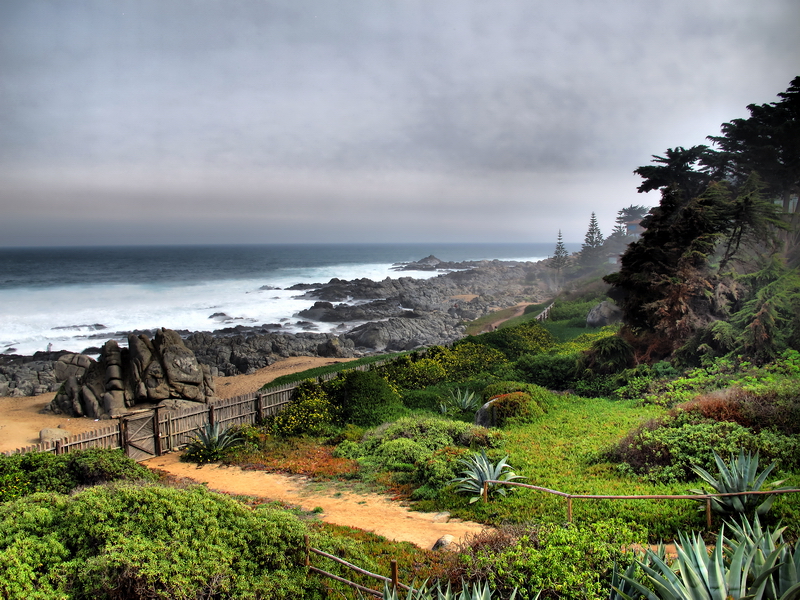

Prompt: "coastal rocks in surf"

[48,329,216,418]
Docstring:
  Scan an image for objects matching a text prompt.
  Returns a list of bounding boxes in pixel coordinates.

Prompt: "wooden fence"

[1,359,395,461]
[482,479,800,530]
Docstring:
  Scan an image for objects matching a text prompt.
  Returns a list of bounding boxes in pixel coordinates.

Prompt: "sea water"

[0,243,575,356]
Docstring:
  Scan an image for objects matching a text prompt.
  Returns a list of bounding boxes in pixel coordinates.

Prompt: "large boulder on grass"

[586,301,623,327]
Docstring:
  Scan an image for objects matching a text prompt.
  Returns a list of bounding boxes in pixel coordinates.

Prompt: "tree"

[548,230,569,272]
[610,205,650,239]
[579,213,604,266]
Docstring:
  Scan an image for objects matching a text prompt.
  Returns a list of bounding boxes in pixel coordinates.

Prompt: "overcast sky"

[1,0,798,247]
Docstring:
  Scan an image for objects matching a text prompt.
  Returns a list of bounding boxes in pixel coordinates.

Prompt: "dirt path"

[144,452,488,550]
[479,303,533,333]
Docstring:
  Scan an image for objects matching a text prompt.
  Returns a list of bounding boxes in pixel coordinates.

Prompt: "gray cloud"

[1,0,798,246]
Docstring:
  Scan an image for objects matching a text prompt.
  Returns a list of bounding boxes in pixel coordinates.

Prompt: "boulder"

[586,301,623,327]
[40,428,70,443]
[47,328,216,418]
[474,398,502,428]
[432,535,455,551]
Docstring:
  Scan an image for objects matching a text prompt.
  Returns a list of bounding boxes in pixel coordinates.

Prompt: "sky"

[1,1,798,247]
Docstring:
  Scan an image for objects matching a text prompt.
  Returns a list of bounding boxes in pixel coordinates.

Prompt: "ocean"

[0,243,577,356]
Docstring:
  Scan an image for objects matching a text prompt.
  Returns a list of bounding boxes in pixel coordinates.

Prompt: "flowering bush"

[269,380,336,436]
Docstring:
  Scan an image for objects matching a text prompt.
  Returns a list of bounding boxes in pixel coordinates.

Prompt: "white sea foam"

[0,261,445,355]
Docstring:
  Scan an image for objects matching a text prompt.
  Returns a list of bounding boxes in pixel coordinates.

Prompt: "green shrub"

[361,416,478,454]
[268,379,337,436]
[485,392,545,427]
[375,438,430,471]
[0,483,314,599]
[606,417,800,483]
[461,321,556,360]
[0,449,156,502]
[445,342,510,380]
[514,352,580,389]
[450,520,646,600]
[402,389,444,411]
[328,370,406,427]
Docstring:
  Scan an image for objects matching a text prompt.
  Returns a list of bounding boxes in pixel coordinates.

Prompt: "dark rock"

[586,301,623,327]
[48,328,216,418]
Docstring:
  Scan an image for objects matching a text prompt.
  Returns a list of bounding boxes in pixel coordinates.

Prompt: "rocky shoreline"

[1,256,551,396]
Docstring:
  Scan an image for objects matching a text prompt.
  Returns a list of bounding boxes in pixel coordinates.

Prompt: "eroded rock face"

[48,329,216,418]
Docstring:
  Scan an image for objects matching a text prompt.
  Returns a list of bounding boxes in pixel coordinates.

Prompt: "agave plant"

[725,515,800,600]
[616,526,800,600]
[183,422,244,463]
[689,449,787,518]
[450,449,525,503]
[438,389,482,415]
[374,580,522,600]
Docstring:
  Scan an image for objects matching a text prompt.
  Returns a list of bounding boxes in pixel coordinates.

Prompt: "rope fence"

[482,479,800,529]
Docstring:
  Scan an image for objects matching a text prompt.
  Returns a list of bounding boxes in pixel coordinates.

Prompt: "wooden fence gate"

[122,410,159,461]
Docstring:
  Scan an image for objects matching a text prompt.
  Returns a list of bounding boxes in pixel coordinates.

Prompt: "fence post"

[567,496,573,522]
[119,418,129,457]
[482,481,489,503]
[390,560,398,592]
[55,439,63,455]
[256,394,264,423]
[209,405,216,428]
[153,406,162,456]
[706,498,712,530]
[304,535,310,567]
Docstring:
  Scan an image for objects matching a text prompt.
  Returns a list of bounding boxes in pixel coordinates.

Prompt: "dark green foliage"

[608,78,800,363]
[401,388,445,411]
[0,483,313,599]
[514,352,581,389]
[0,448,156,501]
[328,369,406,427]
[605,413,800,483]
[460,321,556,360]
[448,521,646,600]
[581,334,635,374]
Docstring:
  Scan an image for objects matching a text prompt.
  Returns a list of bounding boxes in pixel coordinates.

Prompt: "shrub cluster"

[335,415,500,499]
[0,448,157,502]
[0,483,314,599]
[446,520,647,600]
[605,411,800,483]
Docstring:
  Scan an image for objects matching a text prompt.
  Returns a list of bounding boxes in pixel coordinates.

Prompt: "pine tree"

[580,213,605,266]
[548,230,569,273]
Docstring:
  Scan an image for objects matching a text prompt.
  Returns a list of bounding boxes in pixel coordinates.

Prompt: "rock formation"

[48,328,216,418]
[586,301,623,328]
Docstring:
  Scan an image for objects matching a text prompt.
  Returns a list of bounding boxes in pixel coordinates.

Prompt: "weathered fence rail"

[482,479,800,529]
[304,535,410,598]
